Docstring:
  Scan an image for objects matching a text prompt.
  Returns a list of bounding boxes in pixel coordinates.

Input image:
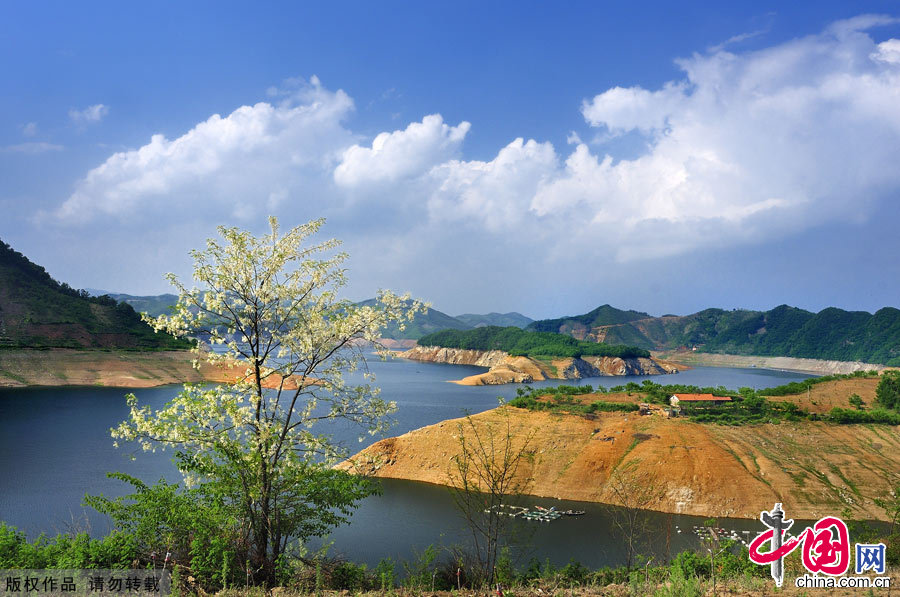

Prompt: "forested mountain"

[418,326,650,359]
[0,241,189,350]
[528,304,900,365]
[527,304,651,336]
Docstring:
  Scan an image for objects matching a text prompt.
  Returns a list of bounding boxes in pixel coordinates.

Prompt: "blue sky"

[2,1,899,319]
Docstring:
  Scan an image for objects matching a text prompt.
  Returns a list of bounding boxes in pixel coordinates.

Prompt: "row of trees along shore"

[417,326,651,359]
[506,371,900,426]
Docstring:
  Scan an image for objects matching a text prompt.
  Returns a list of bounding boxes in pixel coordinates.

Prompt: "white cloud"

[581,83,686,135]
[531,17,900,260]
[53,79,354,223]
[872,38,900,64]
[69,104,109,125]
[396,16,900,263]
[21,122,37,137]
[334,114,470,187]
[42,16,900,300]
[426,138,557,231]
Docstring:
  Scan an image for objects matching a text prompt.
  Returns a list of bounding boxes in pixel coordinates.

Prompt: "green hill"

[418,326,650,359]
[0,241,190,350]
[454,312,533,329]
[528,303,900,366]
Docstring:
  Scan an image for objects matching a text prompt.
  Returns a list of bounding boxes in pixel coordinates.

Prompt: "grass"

[0,369,28,384]
[532,356,559,377]
[829,462,861,496]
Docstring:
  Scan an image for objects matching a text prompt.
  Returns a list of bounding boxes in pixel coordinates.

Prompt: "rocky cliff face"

[399,346,509,367]
[400,346,681,385]
[580,355,678,376]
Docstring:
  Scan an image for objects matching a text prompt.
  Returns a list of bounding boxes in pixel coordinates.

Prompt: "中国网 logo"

[748,503,888,590]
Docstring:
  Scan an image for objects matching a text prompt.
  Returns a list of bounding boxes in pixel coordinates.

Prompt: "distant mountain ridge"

[355,298,473,339]
[82,292,533,341]
[0,241,189,350]
[70,283,899,365]
[527,304,900,366]
[528,304,651,335]
[454,312,533,329]
[103,293,179,318]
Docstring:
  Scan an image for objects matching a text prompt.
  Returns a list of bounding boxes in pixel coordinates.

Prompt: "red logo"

[749,504,850,586]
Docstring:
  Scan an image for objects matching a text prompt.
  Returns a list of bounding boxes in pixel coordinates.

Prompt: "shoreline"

[0,348,234,389]
[655,350,890,376]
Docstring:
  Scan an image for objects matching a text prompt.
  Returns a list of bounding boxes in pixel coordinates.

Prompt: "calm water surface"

[0,356,813,566]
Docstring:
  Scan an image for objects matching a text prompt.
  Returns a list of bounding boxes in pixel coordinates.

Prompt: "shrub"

[876,371,900,410]
[374,557,396,590]
[330,561,371,591]
[0,523,137,569]
[84,473,244,590]
[670,550,709,579]
[828,407,900,425]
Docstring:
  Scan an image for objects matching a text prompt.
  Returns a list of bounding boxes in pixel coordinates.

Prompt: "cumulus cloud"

[426,138,557,231]
[334,114,470,187]
[45,16,900,288]
[402,16,900,263]
[69,104,109,125]
[530,17,900,260]
[21,122,37,137]
[53,79,355,223]
[581,83,686,135]
[872,38,900,63]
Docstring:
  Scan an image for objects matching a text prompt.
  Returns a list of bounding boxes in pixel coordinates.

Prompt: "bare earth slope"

[342,380,900,521]
[0,349,236,388]
[400,346,683,385]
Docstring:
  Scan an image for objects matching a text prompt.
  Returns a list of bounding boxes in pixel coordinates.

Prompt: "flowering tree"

[112,217,421,583]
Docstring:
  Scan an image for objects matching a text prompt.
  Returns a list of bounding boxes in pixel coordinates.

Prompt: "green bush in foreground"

[0,523,137,569]
[83,473,245,588]
[0,519,867,594]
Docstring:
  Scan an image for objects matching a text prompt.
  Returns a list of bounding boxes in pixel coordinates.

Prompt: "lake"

[0,356,814,567]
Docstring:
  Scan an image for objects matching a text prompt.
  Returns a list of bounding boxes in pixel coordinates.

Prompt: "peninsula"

[400,326,682,384]
[342,372,900,521]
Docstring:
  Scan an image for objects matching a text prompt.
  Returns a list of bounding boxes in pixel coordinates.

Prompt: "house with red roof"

[669,393,732,407]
